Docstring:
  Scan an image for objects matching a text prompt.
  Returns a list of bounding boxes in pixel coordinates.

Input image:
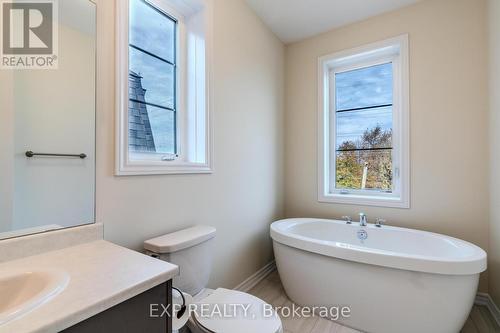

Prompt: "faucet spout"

[359,213,367,227]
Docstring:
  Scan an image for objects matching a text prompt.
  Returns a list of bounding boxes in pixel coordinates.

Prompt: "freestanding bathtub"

[271,218,487,333]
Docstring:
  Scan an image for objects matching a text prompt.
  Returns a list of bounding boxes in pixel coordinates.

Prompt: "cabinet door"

[62,281,172,333]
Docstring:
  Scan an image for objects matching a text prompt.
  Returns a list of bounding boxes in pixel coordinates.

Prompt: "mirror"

[0,0,96,240]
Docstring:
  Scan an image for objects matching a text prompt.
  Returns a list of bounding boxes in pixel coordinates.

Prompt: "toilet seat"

[191,288,282,333]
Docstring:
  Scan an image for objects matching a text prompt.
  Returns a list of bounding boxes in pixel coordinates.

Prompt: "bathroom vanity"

[0,226,178,333]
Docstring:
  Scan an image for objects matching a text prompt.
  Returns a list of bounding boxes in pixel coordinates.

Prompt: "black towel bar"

[25,151,87,159]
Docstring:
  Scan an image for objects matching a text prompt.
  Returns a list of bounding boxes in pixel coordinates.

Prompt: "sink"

[0,269,69,325]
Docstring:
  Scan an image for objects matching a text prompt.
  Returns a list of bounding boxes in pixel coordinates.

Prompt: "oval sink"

[0,269,69,325]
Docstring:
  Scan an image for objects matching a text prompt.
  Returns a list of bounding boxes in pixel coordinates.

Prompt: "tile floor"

[248,270,500,333]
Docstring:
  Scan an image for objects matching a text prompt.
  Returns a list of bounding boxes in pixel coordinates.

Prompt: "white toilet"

[144,225,283,333]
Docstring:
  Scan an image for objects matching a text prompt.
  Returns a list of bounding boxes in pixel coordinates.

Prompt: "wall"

[97,0,285,288]
[284,0,490,290]
[489,0,500,306]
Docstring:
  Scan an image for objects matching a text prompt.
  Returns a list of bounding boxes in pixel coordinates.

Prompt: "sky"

[335,63,393,148]
[129,0,176,153]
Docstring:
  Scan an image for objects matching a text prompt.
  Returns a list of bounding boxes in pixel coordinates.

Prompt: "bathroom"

[0,0,499,332]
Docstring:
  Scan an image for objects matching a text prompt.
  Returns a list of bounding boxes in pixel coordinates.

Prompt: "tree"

[336,125,392,191]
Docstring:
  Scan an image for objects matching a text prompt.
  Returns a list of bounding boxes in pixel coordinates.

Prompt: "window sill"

[318,193,409,209]
[115,162,213,176]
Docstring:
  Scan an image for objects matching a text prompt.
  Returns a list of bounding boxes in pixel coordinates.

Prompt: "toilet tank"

[144,225,216,296]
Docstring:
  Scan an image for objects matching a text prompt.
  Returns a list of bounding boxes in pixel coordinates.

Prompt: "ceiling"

[245,0,420,43]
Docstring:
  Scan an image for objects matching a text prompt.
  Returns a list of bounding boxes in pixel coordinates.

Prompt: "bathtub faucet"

[342,216,352,224]
[359,213,367,227]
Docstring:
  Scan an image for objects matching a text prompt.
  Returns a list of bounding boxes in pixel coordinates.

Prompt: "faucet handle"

[375,218,386,227]
[342,216,352,224]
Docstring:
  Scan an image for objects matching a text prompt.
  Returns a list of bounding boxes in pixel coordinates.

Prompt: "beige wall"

[96,0,285,288]
[489,0,500,306]
[284,0,490,290]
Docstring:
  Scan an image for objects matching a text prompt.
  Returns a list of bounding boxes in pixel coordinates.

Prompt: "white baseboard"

[234,261,277,292]
[475,292,500,327]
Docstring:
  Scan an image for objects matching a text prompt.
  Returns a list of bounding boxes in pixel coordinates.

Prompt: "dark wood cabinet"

[62,280,172,333]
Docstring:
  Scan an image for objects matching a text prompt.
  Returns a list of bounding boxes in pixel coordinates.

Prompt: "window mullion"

[336,103,393,113]
[129,98,175,112]
[336,147,393,152]
[129,43,175,66]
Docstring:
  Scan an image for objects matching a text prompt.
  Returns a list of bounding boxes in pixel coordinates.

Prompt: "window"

[129,0,177,158]
[116,0,212,175]
[318,35,410,208]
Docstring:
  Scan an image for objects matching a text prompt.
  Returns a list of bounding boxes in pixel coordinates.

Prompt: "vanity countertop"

[0,240,178,333]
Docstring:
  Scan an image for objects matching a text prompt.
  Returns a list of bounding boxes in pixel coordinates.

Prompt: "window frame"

[318,35,410,208]
[116,0,213,176]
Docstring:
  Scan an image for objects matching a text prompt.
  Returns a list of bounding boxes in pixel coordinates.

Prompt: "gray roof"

[128,71,156,152]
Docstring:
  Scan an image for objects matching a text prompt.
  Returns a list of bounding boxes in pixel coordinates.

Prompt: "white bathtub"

[271,218,487,333]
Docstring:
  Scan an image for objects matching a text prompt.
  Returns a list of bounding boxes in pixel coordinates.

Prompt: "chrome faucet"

[359,213,367,227]
[375,218,386,228]
[342,216,352,224]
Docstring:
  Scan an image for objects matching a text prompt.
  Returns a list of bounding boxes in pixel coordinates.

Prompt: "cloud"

[335,63,393,147]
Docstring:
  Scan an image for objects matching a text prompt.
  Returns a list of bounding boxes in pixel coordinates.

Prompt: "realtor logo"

[1,0,58,69]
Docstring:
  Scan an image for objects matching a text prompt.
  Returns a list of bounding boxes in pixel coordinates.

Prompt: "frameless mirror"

[0,0,96,240]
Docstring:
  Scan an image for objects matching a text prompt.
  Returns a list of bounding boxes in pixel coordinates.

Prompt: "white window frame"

[116,0,213,176]
[318,35,410,208]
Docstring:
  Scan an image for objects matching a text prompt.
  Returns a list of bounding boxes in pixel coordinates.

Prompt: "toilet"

[144,225,283,333]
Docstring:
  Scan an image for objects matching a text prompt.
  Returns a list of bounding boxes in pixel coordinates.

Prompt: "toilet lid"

[192,288,282,333]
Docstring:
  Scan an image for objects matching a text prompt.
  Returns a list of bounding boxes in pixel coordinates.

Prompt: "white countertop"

[0,240,178,333]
